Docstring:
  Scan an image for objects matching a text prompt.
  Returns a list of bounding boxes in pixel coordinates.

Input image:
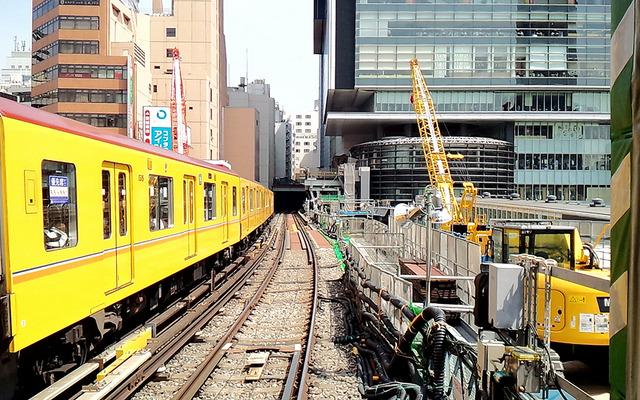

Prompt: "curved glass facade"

[350,136,515,203]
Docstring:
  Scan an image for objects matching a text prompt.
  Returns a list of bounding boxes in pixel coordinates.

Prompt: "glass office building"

[351,136,515,202]
[315,0,610,202]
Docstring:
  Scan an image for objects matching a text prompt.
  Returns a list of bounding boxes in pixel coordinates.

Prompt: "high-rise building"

[145,0,227,159]
[314,0,610,202]
[289,111,320,176]
[30,0,227,160]
[31,0,151,137]
[227,80,277,189]
[274,108,293,181]
[1,37,31,103]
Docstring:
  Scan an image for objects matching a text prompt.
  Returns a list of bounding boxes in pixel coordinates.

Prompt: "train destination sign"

[49,176,68,204]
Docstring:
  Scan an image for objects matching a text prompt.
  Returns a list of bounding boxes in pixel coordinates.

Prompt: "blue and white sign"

[49,176,68,204]
[143,106,172,150]
[152,127,172,150]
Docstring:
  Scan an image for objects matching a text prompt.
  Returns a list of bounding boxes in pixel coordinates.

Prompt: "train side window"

[42,160,78,250]
[182,180,188,224]
[232,187,237,216]
[241,187,246,214]
[102,170,111,239]
[149,174,173,231]
[204,182,216,221]
[250,189,254,211]
[118,172,127,236]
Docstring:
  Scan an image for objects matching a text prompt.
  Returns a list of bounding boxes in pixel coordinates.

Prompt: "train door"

[183,175,197,259]
[102,162,132,291]
[221,182,229,242]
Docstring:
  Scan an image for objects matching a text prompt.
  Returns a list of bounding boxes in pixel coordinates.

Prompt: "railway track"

[31,213,331,400]
[30,216,281,400]
[164,213,318,399]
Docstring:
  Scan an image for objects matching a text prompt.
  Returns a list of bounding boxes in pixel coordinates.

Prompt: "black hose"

[393,306,446,399]
[353,342,391,383]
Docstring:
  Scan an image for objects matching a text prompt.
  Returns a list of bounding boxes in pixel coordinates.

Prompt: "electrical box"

[477,337,506,375]
[488,263,524,330]
[504,346,542,393]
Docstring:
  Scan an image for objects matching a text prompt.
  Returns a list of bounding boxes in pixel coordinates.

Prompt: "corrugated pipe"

[393,306,446,399]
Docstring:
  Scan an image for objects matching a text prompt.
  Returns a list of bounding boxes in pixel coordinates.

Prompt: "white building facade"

[288,110,319,177]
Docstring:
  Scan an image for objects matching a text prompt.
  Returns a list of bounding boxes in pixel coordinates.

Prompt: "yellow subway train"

[0,98,273,397]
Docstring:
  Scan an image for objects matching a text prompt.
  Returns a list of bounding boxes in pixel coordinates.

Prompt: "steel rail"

[290,214,319,400]
[98,224,281,400]
[170,216,288,400]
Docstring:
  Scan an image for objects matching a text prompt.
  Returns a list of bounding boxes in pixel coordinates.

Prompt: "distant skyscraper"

[228,80,278,189]
[289,111,319,176]
[1,37,31,103]
[315,0,610,202]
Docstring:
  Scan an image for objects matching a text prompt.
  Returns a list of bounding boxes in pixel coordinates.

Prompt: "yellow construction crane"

[409,58,490,247]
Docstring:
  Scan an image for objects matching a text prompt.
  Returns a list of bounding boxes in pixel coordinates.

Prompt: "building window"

[166,48,174,58]
[153,85,157,93]
[34,0,100,21]
[149,175,173,231]
[43,160,78,250]
[305,122,311,126]
[166,27,176,37]
[296,114,302,118]
[33,40,99,64]
[59,113,127,128]
[305,114,311,118]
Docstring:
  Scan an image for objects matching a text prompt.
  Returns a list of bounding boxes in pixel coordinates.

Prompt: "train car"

[0,98,272,398]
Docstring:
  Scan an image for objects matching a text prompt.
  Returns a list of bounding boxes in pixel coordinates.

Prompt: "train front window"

[149,175,173,231]
[42,160,78,250]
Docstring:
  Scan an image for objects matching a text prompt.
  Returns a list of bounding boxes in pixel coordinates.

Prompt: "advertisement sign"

[49,176,68,204]
[143,106,172,150]
[127,55,134,138]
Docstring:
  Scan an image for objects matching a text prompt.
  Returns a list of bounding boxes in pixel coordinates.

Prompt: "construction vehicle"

[489,221,610,346]
[409,58,491,249]
[410,58,610,348]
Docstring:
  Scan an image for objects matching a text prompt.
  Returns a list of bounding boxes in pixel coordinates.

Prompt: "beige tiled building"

[147,0,227,159]
[31,0,227,160]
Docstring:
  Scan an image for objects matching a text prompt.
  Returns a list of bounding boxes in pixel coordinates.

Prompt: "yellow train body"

[0,99,273,356]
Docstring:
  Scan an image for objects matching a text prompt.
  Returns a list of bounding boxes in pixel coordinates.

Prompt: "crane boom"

[410,58,460,228]
[410,58,489,244]
[171,48,189,155]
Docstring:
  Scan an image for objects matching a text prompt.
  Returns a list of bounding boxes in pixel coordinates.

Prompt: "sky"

[0,0,319,114]
[0,1,32,64]
[224,0,319,113]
